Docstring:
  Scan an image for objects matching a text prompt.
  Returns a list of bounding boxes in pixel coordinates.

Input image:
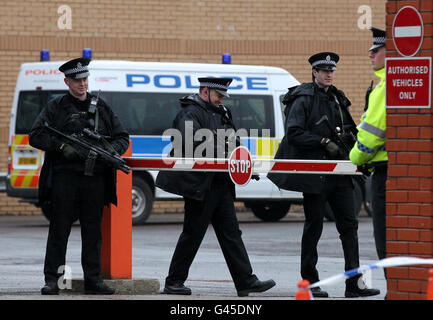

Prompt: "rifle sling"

[93,106,118,156]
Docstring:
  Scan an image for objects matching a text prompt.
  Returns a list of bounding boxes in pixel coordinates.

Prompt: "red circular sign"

[392,6,424,57]
[228,146,252,186]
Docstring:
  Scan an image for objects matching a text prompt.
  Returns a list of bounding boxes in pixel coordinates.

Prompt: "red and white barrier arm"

[124,157,362,175]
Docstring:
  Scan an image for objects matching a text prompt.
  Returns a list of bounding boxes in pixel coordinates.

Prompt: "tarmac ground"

[0,208,388,304]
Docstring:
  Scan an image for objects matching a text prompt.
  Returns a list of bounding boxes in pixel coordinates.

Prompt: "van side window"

[279,94,286,123]
[104,92,182,136]
[224,95,274,137]
[104,92,275,137]
[15,91,66,134]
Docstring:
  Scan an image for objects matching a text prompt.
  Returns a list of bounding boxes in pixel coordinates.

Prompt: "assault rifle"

[44,122,130,175]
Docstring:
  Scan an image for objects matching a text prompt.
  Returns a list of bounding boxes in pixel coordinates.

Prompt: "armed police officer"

[29,57,129,295]
[156,77,275,297]
[350,27,388,260]
[268,52,380,298]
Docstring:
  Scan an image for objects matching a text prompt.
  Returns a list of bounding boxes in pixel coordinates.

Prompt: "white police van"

[7,53,369,224]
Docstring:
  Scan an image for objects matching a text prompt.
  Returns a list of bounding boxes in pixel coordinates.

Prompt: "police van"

[7,54,368,224]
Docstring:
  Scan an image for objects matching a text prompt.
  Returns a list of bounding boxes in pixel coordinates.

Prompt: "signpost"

[392,6,424,57]
[387,6,430,109]
[386,57,432,109]
[228,146,252,186]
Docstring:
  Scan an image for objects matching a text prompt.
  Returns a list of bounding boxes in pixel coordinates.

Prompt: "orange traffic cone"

[296,279,312,300]
[427,269,433,300]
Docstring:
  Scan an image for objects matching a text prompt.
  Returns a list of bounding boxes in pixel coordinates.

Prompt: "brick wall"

[0,0,386,215]
[385,0,433,300]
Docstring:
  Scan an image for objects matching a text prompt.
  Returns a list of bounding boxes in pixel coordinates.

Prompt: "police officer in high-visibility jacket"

[349,27,387,260]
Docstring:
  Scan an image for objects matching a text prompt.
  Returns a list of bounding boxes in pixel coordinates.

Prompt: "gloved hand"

[60,143,80,160]
[251,174,260,181]
[326,140,341,158]
[357,165,372,177]
[320,138,340,158]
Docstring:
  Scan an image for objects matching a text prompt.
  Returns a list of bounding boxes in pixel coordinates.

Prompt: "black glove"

[326,141,341,158]
[321,138,340,158]
[357,164,372,177]
[60,143,80,160]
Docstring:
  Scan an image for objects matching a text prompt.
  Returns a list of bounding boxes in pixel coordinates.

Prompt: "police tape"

[308,256,433,289]
[125,157,362,175]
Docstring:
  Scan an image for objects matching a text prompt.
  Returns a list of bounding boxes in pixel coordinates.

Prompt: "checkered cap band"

[373,36,386,45]
[64,65,89,75]
[199,82,229,90]
[311,60,337,68]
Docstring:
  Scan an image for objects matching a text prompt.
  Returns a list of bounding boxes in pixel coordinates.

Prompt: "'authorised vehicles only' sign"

[386,57,431,109]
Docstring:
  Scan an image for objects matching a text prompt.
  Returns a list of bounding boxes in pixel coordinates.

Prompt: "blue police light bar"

[222,53,231,64]
[82,48,92,59]
[40,50,50,62]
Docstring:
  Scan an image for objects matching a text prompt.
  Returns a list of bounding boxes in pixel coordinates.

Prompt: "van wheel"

[247,201,291,222]
[132,177,153,225]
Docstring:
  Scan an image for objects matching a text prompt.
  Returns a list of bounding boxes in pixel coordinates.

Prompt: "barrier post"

[101,143,132,279]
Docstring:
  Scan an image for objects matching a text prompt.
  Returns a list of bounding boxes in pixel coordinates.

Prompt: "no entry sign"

[228,146,252,186]
[392,6,424,57]
[386,57,431,108]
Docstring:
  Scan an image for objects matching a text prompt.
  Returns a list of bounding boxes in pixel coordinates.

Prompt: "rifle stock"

[319,116,371,177]
[44,123,130,175]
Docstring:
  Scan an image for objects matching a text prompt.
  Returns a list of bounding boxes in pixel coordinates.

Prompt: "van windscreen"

[15,91,67,134]
[100,92,275,137]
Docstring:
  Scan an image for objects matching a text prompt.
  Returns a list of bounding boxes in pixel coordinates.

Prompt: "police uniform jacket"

[29,92,130,206]
[267,82,357,194]
[156,94,235,201]
[349,67,388,166]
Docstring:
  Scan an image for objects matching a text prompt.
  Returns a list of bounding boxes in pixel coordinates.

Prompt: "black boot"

[163,282,192,295]
[237,279,276,297]
[41,282,59,295]
[84,281,115,295]
[345,277,380,298]
[310,286,329,298]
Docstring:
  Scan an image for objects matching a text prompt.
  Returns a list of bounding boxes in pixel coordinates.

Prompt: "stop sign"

[392,6,424,57]
[228,146,253,186]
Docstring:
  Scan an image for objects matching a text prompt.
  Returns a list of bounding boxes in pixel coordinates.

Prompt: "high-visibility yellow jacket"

[349,67,388,166]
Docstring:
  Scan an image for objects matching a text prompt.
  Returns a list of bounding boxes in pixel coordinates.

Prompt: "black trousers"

[44,171,105,285]
[165,178,258,291]
[301,175,359,285]
[371,166,387,260]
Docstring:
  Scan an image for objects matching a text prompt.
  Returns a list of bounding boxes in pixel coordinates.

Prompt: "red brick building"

[385,0,433,300]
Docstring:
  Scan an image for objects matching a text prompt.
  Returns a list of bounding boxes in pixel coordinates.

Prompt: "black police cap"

[308,52,339,71]
[369,27,386,51]
[59,57,91,79]
[198,77,233,97]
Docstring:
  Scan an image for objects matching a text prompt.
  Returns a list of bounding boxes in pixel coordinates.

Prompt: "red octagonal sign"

[392,6,424,57]
[228,146,253,186]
